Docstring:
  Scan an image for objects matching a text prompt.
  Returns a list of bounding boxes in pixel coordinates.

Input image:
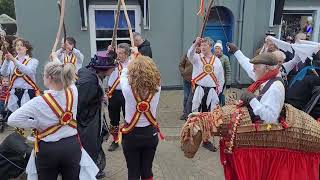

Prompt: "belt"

[14,88,26,92]
[195,84,216,91]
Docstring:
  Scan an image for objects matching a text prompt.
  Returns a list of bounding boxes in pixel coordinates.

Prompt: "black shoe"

[108,141,119,152]
[96,170,106,179]
[179,114,187,120]
[202,141,217,152]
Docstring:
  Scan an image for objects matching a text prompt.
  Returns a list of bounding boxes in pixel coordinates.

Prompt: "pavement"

[1,90,235,180]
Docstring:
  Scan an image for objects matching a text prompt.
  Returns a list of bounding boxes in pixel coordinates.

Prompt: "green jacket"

[219,54,231,86]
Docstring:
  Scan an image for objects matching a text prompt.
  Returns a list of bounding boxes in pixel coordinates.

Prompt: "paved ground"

[1,90,230,180]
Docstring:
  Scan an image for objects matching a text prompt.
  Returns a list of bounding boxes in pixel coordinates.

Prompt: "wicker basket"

[220,104,320,152]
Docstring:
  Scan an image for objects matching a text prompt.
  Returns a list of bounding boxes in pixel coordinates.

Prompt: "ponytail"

[61,63,76,89]
[44,62,76,89]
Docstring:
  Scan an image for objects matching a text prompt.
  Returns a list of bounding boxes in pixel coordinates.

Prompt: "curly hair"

[13,38,33,57]
[127,55,161,98]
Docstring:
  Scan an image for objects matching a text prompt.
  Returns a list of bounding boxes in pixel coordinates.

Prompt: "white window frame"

[281,6,320,42]
[143,0,151,29]
[89,5,142,57]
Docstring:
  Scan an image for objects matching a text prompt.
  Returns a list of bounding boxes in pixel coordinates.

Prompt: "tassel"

[116,131,122,144]
[254,123,260,132]
[197,0,205,16]
[266,124,272,131]
[156,125,165,140]
[158,131,165,141]
[34,132,39,153]
[280,118,289,129]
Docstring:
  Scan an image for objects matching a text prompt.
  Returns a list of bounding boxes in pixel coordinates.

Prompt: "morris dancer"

[107,43,130,152]
[227,43,285,123]
[56,37,84,73]
[76,54,116,179]
[118,54,163,180]
[1,38,40,117]
[187,37,224,151]
[7,61,98,180]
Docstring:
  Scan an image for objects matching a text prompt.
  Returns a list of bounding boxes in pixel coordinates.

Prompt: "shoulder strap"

[257,77,284,101]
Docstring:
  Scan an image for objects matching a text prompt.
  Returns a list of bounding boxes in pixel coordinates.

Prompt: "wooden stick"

[120,0,134,47]
[111,0,122,48]
[58,0,67,42]
[199,0,214,38]
[52,0,65,52]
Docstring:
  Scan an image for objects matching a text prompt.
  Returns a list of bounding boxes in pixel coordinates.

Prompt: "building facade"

[14,0,320,88]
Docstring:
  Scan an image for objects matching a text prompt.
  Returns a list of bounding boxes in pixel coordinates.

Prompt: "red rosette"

[60,111,73,125]
[137,101,150,112]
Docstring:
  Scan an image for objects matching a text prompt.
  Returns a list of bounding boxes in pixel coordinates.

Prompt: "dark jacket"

[304,86,320,119]
[286,73,320,111]
[138,40,153,58]
[76,67,105,165]
[179,54,193,82]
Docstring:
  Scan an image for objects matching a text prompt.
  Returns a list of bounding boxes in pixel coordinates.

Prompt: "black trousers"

[198,86,212,112]
[36,136,81,180]
[108,90,125,127]
[14,88,36,107]
[121,126,159,180]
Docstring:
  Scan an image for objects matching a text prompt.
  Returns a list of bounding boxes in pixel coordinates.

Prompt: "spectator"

[179,54,193,120]
[214,40,231,106]
[133,32,153,58]
[0,76,9,118]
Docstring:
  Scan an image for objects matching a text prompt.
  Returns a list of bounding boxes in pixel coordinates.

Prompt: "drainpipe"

[236,0,245,85]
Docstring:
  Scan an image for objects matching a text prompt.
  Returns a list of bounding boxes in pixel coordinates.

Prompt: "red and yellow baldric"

[63,53,76,65]
[6,58,41,104]
[107,63,123,98]
[191,56,219,91]
[116,91,165,143]
[34,88,77,153]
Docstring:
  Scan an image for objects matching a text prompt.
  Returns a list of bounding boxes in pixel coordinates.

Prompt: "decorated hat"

[88,51,117,71]
[250,53,278,66]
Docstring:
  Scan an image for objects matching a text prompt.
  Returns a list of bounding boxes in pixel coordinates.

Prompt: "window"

[281,11,314,40]
[89,5,141,56]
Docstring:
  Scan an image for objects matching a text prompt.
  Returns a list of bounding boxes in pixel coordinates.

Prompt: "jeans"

[183,80,191,114]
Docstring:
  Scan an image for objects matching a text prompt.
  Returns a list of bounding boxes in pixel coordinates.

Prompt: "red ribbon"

[197,0,205,16]
[279,117,289,129]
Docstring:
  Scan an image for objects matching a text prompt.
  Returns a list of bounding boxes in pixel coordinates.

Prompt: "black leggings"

[36,135,81,180]
[121,126,159,180]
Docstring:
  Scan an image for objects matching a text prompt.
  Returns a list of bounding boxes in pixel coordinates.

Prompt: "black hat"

[88,51,117,71]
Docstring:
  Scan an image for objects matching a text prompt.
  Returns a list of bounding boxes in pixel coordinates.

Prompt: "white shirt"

[234,50,300,81]
[120,68,161,127]
[8,84,78,142]
[108,59,129,90]
[233,50,285,123]
[1,55,38,89]
[268,36,319,63]
[187,44,225,93]
[56,48,84,73]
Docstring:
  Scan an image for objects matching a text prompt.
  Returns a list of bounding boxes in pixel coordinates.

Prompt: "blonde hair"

[127,56,161,98]
[44,62,76,89]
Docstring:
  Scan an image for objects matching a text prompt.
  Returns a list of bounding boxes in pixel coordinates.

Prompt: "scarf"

[247,68,280,93]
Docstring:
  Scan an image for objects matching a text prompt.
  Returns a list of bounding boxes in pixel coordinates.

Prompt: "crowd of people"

[0,29,161,180]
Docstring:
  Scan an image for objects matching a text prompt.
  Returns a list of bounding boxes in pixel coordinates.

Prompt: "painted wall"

[14,0,90,88]
[14,0,276,88]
